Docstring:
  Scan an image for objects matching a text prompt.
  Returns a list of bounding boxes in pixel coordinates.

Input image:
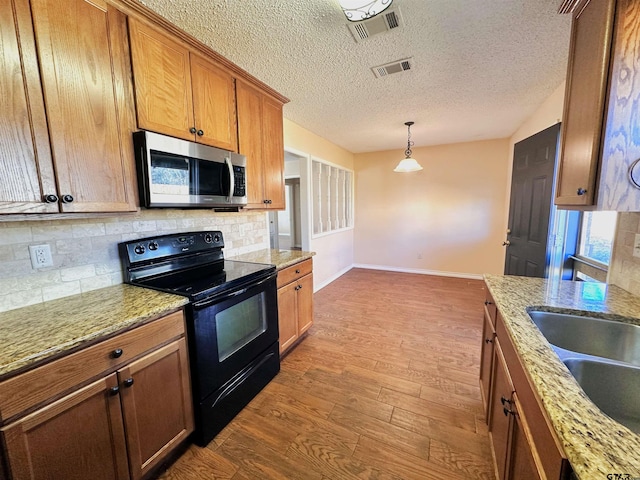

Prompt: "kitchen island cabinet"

[486,316,566,480]
[1,0,138,214]
[483,275,640,479]
[0,287,192,480]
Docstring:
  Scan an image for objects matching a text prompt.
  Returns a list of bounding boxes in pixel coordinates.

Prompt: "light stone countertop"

[228,248,315,270]
[484,274,640,479]
[0,284,188,380]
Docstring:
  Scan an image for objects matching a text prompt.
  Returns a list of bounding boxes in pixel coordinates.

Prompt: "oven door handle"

[191,273,275,309]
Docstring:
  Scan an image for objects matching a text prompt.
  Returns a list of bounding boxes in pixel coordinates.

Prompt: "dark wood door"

[504,124,560,277]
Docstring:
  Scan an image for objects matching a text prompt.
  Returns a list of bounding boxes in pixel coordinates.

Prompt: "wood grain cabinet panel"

[277,260,314,355]
[556,0,616,206]
[128,18,194,142]
[1,0,137,214]
[0,0,56,214]
[118,338,193,480]
[598,0,640,210]
[483,291,572,480]
[0,310,193,480]
[191,53,238,152]
[1,375,130,480]
[236,79,285,210]
[128,18,239,151]
[277,281,298,353]
[556,0,640,210]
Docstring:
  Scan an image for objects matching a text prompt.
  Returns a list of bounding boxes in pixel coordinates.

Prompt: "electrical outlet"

[29,244,53,269]
[634,234,640,258]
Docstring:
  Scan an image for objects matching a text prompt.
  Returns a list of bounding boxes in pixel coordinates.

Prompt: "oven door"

[188,272,279,401]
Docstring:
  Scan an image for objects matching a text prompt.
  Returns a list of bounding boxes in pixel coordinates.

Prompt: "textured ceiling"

[138,0,572,153]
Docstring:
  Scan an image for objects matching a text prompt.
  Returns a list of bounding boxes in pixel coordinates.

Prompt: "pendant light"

[338,0,393,22]
[394,121,423,173]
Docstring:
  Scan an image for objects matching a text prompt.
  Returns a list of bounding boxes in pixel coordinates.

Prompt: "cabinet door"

[237,80,266,208]
[598,0,640,210]
[508,393,543,480]
[129,17,194,142]
[262,96,285,209]
[488,341,515,480]
[118,338,193,480]
[1,374,129,480]
[479,310,496,422]
[31,0,137,212]
[0,0,56,213]
[191,53,238,151]
[297,273,314,335]
[277,280,298,354]
[555,0,617,206]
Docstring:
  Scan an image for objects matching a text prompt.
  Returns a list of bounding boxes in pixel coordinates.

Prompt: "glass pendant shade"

[338,0,393,22]
[394,121,423,172]
[394,157,423,173]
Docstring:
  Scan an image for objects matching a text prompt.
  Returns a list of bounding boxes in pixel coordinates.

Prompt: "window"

[311,159,354,236]
[574,211,617,282]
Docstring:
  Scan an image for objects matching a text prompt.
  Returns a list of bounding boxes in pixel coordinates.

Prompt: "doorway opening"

[268,149,311,252]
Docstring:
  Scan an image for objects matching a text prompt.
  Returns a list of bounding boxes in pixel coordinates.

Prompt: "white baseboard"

[351,263,484,280]
[314,265,353,292]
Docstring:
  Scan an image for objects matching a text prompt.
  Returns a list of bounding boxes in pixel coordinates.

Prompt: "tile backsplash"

[0,209,268,313]
[609,212,640,295]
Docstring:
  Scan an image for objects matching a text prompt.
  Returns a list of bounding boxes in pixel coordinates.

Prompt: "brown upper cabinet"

[236,80,285,209]
[128,18,238,152]
[0,0,138,214]
[556,0,640,210]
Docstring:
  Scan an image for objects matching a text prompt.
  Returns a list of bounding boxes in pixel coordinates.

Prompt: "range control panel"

[120,231,224,266]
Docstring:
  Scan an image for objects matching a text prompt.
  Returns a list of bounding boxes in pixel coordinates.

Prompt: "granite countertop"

[229,248,315,270]
[0,284,188,380]
[484,274,640,479]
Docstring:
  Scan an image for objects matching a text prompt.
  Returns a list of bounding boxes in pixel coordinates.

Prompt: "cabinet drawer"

[0,310,185,423]
[277,259,313,288]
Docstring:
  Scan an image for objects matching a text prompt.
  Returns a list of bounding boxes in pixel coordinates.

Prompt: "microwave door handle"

[225,157,234,200]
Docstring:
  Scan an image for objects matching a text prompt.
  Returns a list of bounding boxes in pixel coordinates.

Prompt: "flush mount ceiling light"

[339,0,394,22]
[394,121,423,173]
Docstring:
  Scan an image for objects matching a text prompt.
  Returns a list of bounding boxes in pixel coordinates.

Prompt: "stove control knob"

[204,233,213,243]
[148,241,159,251]
[134,244,145,255]
[213,234,221,243]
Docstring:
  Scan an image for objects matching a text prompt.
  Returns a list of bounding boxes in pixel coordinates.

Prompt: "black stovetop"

[119,231,275,302]
[135,259,275,302]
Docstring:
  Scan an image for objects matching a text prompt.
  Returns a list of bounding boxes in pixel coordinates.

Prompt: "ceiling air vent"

[347,6,404,42]
[372,57,414,78]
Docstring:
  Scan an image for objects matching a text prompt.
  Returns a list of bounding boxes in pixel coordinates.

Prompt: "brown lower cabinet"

[481,294,572,480]
[0,310,193,480]
[277,259,314,355]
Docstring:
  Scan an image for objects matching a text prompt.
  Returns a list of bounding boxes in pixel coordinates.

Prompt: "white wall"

[283,119,355,290]
[353,139,510,278]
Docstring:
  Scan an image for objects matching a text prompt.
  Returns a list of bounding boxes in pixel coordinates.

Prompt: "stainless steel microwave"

[133,131,247,210]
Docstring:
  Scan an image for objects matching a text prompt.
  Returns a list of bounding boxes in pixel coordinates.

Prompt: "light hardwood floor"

[158,268,495,480]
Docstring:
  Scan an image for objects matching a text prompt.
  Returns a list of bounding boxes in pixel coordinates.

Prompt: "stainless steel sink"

[564,359,640,434]
[528,310,640,367]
